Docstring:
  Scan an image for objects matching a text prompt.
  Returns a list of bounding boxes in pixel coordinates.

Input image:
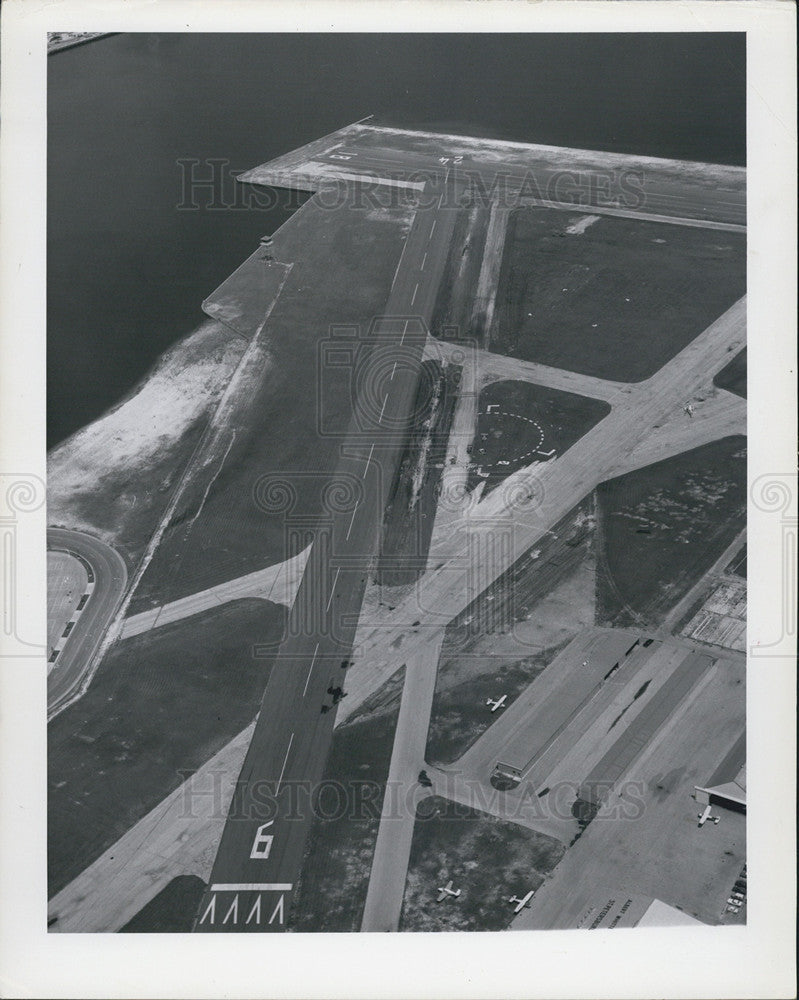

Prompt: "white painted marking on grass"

[346,503,359,540]
[303,642,320,697]
[326,567,341,611]
[276,732,294,793]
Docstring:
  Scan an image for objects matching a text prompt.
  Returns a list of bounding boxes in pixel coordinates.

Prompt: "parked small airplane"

[436,880,461,902]
[508,890,535,914]
[486,695,507,713]
[697,805,720,827]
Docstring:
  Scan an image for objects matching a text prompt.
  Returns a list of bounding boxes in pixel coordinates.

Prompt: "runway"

[312,144,746,228]
[46,528,128,719]
[193,173,460,931]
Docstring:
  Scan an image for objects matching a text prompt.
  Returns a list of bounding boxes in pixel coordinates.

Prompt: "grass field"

[468,380,610,493]
[425,647,560,767]
[120,875,206,932]
[596,436,747,628]
[288,668,404,932]
[426,499,595,765]
[48,598,285,896]
[713,347,747,398]
[129,197,413,613]
[491,208,745,380]
[376,361,460,586]
[399,796,564,931]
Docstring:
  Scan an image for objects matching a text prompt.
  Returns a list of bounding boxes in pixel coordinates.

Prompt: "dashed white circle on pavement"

[477,408,553,468]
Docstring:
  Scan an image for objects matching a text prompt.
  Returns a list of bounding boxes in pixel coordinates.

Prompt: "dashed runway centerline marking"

[275,733,294,793]
[303,643,320,697]
[325,567,341,612]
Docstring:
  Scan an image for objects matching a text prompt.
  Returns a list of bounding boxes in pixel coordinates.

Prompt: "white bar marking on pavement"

[346,502,359,540]
[211,884,293,892]
[421,252,427,270]
[326,567,341,611]
[430,220,436,237]
[390,361,397,381]
[366,442,375,466]
[303,642,320,697]
[411,283,419,305]
[379,393,389,422]
[275,732,294,793]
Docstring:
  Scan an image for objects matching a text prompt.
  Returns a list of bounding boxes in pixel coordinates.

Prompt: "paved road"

[118,545,311,640]
[47,528,128,719]
[193,175,460,932]
[360,630,444,932]
[428,339,628,402]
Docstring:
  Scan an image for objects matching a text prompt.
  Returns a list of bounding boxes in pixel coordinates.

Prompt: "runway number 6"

[250,820,275,859]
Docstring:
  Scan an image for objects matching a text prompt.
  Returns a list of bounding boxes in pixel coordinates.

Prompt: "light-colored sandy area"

[47,319,246,550]
[46,551,88,652]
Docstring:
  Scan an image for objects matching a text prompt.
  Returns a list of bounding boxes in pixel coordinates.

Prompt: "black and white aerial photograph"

[0,3,795,999]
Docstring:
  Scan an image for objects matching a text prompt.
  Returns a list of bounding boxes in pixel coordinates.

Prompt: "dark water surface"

[48,33,745,447]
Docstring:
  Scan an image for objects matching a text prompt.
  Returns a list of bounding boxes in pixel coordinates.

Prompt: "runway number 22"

[250,820,275,859]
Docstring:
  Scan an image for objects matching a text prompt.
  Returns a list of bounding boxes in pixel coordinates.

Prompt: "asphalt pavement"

[193,173,460,932]
[316,145,746,228]
[47,527,128,719]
